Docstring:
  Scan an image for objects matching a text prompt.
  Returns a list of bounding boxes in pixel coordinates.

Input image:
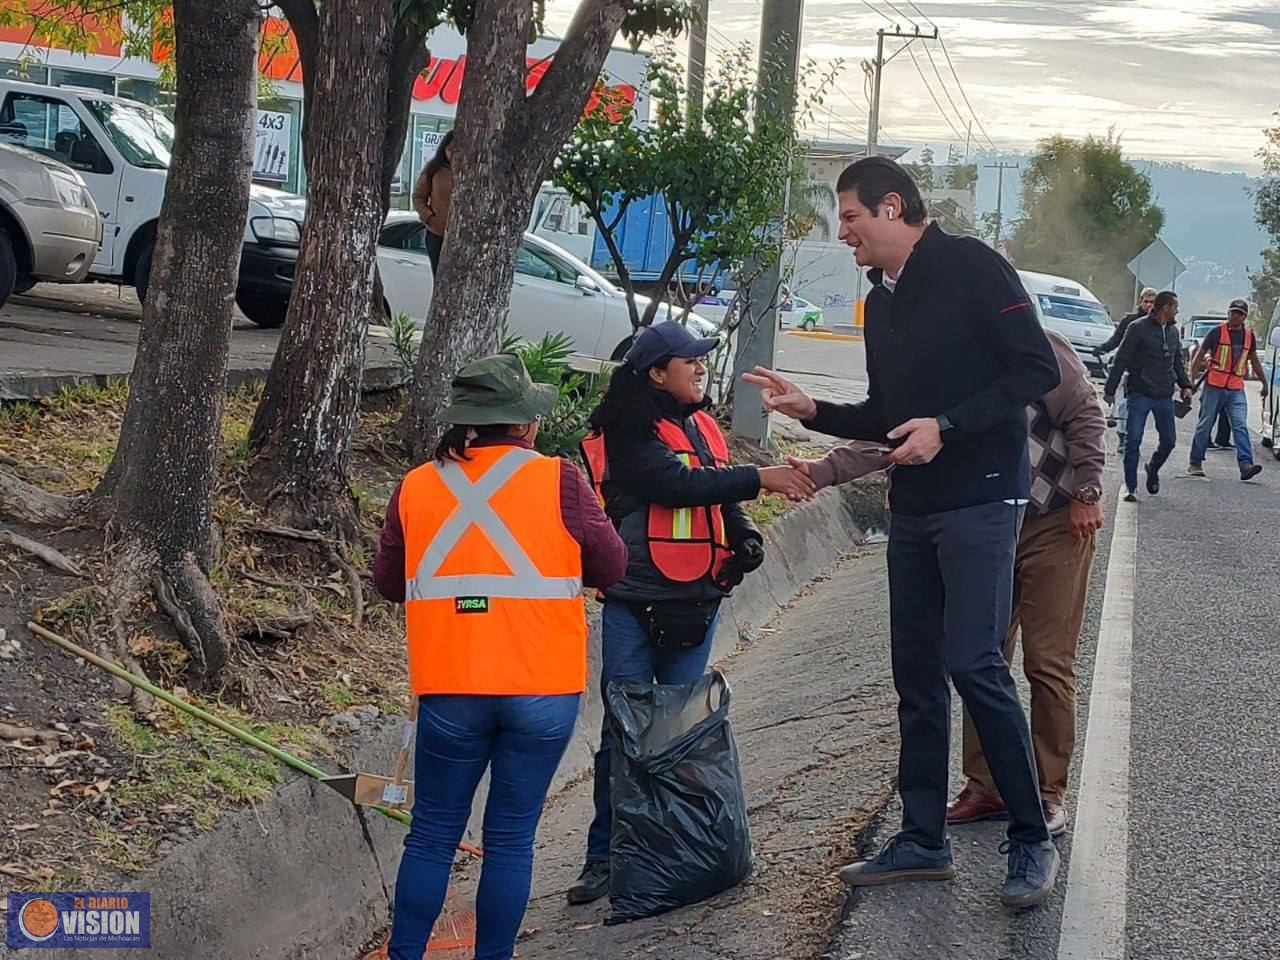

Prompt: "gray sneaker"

[1187,464,1206,478]
[1000,839,1060,909]
[839,835,956,887]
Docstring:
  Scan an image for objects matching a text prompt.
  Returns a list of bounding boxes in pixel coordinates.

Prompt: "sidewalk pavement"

[441,547,901,960]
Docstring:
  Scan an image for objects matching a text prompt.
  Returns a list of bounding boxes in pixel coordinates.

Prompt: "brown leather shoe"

[1042,800,1068,838]
[946,787,1008,825]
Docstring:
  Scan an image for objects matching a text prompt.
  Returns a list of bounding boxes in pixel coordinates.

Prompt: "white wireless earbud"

[887,207,895,220]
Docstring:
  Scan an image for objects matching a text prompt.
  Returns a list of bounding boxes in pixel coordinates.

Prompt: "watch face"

[1076,485,1102,505]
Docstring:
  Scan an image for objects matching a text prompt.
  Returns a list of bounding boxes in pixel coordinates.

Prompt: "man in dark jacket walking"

[745,157,1061,910]
[1103,290,1193,501]
[1095,287,1156,454]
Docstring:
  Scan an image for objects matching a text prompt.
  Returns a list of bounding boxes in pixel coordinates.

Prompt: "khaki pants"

[961,507,1095,805]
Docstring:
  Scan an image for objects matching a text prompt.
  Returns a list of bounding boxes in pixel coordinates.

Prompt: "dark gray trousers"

[887,501,1050,848]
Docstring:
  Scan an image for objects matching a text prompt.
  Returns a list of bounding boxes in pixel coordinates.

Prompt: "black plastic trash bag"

[605,669,753,925]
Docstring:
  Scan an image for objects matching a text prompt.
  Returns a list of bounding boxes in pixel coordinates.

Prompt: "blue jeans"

[1190,385,1253,466]
[888,502,1049,848]
[1124,393,1177,493]
[388,692,580,960]
[585,600,719,862]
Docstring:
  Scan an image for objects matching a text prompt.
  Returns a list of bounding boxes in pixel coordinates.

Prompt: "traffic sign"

[1127,238,1186,291]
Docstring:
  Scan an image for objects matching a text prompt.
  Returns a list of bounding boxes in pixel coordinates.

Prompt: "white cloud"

[540,0,1280,170]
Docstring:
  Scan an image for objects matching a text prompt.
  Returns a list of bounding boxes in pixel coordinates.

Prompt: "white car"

[376,212,716,363]
[1017,269,1112,377]
[693,287,825,331]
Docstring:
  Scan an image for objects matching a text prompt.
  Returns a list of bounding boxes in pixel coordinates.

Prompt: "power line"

[905,42,967,142]
[896,1,999,153]
[937,34,998,151]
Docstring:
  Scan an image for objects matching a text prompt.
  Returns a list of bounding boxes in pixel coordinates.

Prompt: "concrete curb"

[0,365,406,402]
[19,479,886,960]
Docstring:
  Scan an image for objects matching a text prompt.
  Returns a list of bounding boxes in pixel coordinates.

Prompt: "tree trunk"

[93,0,260,679]
[399,0,629,461]
[246,0,398,535]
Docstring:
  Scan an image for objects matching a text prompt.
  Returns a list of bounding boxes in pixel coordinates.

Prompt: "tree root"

[250,524,366,628]
[0,467,79,526]
[0,530,86,577]
[328,540,364,630]
[152,556,229,678]
[0,722,60,742]
[107,575,155,717]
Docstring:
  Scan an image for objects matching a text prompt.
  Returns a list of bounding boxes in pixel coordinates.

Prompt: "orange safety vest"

[398,444,586,696]
[581,410,732,584]
[1207,323,1253,390]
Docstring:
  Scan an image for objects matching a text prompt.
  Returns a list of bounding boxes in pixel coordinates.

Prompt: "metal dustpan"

[321,698,416,810]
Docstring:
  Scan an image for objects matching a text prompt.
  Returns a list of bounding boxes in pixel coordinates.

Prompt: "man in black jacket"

[1095,287,1156,454]
[744,157,1060,910]
[1103,290,1193,501]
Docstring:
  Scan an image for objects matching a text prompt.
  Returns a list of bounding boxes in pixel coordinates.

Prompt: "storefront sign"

[254,109,292,183]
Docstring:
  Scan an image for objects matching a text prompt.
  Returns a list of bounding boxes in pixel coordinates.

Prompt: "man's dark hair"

[835,156,928,225]
[1153,291,1178,311]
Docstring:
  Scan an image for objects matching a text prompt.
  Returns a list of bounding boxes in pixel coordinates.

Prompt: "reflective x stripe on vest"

[406,448,582,601]
[1208,323,1253,390]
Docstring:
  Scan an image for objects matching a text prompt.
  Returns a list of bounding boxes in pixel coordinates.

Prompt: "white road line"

[1056,485,1137,960]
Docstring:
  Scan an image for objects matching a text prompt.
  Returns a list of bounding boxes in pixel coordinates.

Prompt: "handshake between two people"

[742,366,946,469]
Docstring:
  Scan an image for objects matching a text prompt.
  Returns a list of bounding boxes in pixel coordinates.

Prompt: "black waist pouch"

[629,599,720,649]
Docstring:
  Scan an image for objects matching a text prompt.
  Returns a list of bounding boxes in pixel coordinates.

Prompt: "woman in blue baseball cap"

[569,321,814,905]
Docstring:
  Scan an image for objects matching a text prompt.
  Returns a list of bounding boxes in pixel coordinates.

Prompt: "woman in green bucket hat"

[373,352,627,960]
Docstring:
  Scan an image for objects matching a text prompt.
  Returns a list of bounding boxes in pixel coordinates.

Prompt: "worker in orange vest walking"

[567,320,815,905]
[373,354,627,960]
[1187,298,1268,481]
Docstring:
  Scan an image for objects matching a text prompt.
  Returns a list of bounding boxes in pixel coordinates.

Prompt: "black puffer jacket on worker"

[598,392,763,604]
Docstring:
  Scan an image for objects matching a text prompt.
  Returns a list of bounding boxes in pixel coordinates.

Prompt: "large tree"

[245,0,438,534]
[1252,110,1280,326]
[397,0,692,462]
[0,0,262,679]
[1009,133,1165,315]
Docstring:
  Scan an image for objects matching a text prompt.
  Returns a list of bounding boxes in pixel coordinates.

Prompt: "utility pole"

[687,0,710,121]
[985,160,1019,249]
[865,24,937,157]
[730,0,803,446]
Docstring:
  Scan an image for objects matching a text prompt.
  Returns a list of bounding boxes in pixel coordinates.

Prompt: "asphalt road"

[0,284,403,399]
[824,387,1280,960]
[0,283,866,400]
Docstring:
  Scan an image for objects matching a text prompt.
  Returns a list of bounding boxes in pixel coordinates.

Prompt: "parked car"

[1017,269,1112,376]
[0,140,101,307]
[0,78,305,327]
[693,287,825,331]
[376,212,718,364]
[1181,315,1226,360]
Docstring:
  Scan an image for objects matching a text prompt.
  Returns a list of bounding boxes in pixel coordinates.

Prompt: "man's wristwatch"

[1074,483,1103,505]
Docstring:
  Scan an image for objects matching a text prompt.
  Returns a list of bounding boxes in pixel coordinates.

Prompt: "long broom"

[27,622,480,953]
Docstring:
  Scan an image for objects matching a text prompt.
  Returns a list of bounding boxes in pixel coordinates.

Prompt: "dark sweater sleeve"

[941,247,1060,433]
[607,434,762,507]
[1105,323,1140,398]
[373,481,407,603]
[559,460,628,589]
[1097,314,1132,354]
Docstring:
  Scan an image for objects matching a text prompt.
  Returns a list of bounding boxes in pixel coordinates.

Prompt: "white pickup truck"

[0,79,305,327]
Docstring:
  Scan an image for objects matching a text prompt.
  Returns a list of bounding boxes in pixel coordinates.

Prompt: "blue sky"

[547,0,1280,173]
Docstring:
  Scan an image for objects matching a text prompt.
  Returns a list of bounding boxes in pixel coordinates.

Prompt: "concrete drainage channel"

[27,480,887,960]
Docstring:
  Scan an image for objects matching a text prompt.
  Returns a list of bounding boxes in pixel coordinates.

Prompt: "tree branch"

[523,0,628,170]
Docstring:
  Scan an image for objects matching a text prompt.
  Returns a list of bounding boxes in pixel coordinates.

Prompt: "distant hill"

[973,156,1268,316]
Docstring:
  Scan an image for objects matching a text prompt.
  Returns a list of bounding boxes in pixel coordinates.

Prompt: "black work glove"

[714,537,765,592]
[734,536,765,574]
